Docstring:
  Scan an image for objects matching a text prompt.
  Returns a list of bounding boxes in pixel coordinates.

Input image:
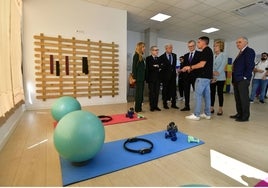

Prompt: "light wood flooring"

[0,93,267,186]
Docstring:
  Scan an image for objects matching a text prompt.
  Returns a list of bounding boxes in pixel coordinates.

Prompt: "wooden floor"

[0,93,268,187]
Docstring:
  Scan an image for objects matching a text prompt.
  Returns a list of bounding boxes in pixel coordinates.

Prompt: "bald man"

[230,36,255,122]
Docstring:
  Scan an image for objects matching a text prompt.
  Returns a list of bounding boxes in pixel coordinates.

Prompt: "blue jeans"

[194,78,211,117]
[250,79,268,101]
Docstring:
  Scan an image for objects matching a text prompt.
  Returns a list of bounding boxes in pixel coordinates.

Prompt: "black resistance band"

[98,115,113,123]
[123,137,153,154]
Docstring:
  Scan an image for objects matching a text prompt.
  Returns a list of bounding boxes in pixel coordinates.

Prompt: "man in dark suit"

[230,36,255,122]
[145,46,161,111]
[181,40,201,111]
[159,44,179,109]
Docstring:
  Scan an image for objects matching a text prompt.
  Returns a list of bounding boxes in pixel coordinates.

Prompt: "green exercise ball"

[53,110,105,163]
[51,96,81,121]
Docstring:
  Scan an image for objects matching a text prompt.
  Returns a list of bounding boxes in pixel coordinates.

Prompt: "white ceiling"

[85,0,268,42]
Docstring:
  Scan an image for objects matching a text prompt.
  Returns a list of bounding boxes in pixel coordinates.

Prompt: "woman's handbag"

[129,73,136,88]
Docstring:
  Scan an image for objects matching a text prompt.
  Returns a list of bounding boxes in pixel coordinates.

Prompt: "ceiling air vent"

[232,1,268,16]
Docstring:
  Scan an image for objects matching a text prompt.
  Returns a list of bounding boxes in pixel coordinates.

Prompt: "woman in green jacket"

[132,42,146,112]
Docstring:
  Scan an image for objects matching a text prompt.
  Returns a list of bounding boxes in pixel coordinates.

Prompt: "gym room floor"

[0,93,267,186]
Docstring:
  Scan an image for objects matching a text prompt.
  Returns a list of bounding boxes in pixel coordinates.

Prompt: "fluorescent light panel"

[150,13,171,22]
[202,27,219,33]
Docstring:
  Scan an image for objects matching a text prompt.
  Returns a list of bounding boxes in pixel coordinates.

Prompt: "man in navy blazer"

[159,44,178,109]
[181,40,201,111]
[230,36,255,122]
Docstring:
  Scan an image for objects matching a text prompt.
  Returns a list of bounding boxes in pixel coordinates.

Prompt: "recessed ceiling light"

[202,27,220,33]
[150,13,171,22]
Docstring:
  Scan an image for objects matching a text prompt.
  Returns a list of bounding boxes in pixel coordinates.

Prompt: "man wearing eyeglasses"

[145,46,161,111]
[180,40,201,111]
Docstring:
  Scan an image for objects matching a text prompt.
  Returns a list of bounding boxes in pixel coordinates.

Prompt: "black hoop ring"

[123,137,153,154]
[98,115,113,123]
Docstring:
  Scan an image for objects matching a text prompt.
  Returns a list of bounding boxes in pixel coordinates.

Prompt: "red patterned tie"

[236,51,242,59]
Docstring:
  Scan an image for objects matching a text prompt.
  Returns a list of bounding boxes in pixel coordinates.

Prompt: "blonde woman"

[210,40,227,115]
[132,42,146,112]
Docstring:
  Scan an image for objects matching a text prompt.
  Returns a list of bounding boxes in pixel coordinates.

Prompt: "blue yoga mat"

[60,131,204,186]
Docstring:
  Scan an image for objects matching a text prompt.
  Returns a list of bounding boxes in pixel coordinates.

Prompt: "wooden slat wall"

[34,33,119,101]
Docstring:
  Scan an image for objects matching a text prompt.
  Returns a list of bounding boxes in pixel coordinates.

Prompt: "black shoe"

[230,114,240,119]
[155,107,161,111]
[180,107,190,111]
[217,111,223,116]
[235,118,249,122]
[150,108,154,112]
[260,100,265,104]
[171,105,179,109]
[164,105,169,109]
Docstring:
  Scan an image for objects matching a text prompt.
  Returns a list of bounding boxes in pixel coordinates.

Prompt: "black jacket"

[145,55,160,83]
[182,50,201,79]
[159,53,177,82]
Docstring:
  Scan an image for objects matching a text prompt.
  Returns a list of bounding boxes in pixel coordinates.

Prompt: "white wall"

[23,0,127,110]
[126,31,187,65]
[226,33,268,60]
[157,38,187,60]
[127,30,144,55]
[248,34,268,55]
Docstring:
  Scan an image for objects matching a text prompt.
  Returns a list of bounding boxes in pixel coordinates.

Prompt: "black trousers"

[233,79,250,120]
[162,78,176,106]
[148,81,160,109]
[210,80,225,107]
[134,81,144,112]
[178,77,184,98]
[183,76,196,108]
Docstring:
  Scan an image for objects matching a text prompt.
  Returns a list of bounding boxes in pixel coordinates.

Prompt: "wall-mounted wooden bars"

[34,33,119,101]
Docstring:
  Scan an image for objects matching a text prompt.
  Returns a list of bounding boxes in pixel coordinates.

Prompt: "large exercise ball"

[51,96,81,121]
[53,110,105,163]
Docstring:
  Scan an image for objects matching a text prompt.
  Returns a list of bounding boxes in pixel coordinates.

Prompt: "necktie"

[236,51,242,59]
[189,52,193,62]
[169,54,172,64]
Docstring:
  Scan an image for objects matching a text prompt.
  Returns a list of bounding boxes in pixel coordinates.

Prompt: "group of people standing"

[131,36,259,122]
[132,42,179,112]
